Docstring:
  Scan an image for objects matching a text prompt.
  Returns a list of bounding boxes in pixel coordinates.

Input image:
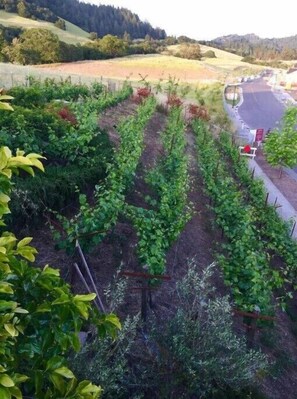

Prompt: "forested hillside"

[0,0,166,39]
[202,33,297,60]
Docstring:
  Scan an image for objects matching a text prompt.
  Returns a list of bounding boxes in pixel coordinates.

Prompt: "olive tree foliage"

[147,261,269,397]
[264,107,297,174]
[71,262,269,398]
[0,97,120,398]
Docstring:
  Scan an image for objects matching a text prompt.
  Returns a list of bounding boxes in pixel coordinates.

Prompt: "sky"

[81,0,297,40]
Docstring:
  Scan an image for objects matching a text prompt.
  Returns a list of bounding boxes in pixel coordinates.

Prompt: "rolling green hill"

[165,44,264,79]
[0,0,166,40]
[0,10,90,44]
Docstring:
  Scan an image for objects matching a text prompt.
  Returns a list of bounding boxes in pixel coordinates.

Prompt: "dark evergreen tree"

[54,18,66,30]
[0,0,166,39]
[204,33,297,61]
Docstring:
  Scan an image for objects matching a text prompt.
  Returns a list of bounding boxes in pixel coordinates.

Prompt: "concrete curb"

[224,84,297,240]
[248,159,297,239]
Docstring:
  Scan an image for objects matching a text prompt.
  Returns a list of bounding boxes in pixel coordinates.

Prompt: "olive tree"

[264,107,297,176]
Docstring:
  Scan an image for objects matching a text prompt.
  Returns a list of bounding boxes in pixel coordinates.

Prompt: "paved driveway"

[238,78,285,132]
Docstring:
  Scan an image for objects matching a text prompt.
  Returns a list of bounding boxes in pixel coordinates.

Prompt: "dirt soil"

[32,98,226,323]
[30,98,297,399]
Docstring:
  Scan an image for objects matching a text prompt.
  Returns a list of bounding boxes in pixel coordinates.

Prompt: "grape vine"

[58,96,157,252]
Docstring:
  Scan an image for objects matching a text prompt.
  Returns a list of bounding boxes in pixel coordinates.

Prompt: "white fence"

[0,62,128,91]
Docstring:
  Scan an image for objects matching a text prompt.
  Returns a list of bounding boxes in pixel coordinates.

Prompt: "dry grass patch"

[36,54,221,83]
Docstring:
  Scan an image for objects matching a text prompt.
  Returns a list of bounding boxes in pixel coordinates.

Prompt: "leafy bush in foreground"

[72,263,268,398]
[0,146,121,398]
[147,262,268,398]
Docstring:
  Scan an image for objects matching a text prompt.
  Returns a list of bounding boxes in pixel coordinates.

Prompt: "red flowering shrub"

[167,94,183,108]
[133,87,152,103]
[57,106,77,126]
[137,87,151,98]
[188,104,210,121]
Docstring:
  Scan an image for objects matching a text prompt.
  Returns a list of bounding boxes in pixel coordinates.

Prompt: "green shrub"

[242,56,256,64]
[10,130,113,226]
[71,262,268,398]
[8,79,103,107]
[0,146,119,399]
[71,275,140,399]
[203,50,217,58]
[10,163,103,224]
[0,105,70,154]
[147,262,269,397]
[0,104,111,164]
[176,43,202,60]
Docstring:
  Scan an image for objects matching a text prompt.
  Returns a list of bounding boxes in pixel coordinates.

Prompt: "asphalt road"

[238,78,285,132]
[238,78,297,176]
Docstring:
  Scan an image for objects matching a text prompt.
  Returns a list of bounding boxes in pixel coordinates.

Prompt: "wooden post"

[273,197,278,207]
[233,308,275,348]
[73,263,101,312]
[246,318,257,347]
[264,192,269,206]
[76,241,106,313]
[70,262,76,285]
[251,167,255,179]
[120,270,170,328]
[141,277,148,327]
[148,289,153,309]
[290,221,296,237]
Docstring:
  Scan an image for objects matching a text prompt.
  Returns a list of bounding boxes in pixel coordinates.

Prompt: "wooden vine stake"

[75,240,106,313]
[290,221,296,237]
[120,269,171,330]
[264,192,269,207]
[233,308,275,347]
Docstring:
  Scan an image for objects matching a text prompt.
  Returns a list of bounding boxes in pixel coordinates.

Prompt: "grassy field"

[0,10,90,44]
[35,48,265,89]
[0,48,264,95]
[166,44,265,81]
[36,43,265,86]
